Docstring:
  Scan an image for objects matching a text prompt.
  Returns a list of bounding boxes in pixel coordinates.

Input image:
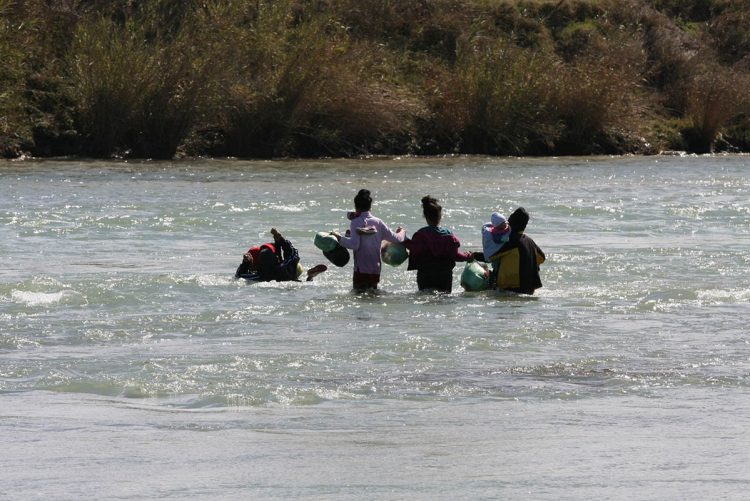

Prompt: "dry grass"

[216,2,424,157]
[68,10,215,158]
[428,37,561,155]
[683,63,750,152]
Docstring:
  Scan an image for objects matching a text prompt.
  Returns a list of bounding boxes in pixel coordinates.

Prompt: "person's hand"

[396,226,404,234]
[345,229,351,237]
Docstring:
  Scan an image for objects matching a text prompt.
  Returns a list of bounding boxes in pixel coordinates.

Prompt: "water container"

[323,245,350,267]
[314,232,338,252]
[381,241,408,266]
[460,261,489,291]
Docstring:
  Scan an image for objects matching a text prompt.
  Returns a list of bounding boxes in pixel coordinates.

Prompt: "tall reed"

[436,36,561,155]
[683,64,750,153]
[68,8,214,158]
[552,28,649,153]
[0,0,28,156]
[215,1,422,157]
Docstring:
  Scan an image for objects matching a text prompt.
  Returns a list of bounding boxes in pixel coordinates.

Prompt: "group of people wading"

[235,189,545,295]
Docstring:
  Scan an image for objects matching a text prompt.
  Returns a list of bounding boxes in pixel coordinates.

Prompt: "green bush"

[723,116,750,151]
[648,117,689,151]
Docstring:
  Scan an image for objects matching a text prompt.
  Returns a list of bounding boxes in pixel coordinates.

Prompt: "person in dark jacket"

[235,228,325,282]
[488,207,545,294]
[403,196,477,293]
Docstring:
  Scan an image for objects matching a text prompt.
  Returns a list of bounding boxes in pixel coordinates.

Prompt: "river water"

[1,155,749,499]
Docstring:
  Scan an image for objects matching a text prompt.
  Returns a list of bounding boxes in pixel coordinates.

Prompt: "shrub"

[68,9,214,158]
[535,0,608,31]
[68,17,150,157]
[723,116,750,151]
[0,0,30,156]
[5,0,750,158]
[483,2,554,50]
[439,36,561,155]
[682,64,750,152]
[556,20,605,61]
[639,6,700,114]
[648,117,690,151]
[708,6,750,65]
[552,29,649,153]
[647,0,716,21]
[217,2,422,157]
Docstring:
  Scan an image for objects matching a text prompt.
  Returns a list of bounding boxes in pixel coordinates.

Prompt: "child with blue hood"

[481,212,511,260]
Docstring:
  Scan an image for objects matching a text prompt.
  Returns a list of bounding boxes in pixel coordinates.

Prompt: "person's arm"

[456,249,474,262]
[234,254,253,278]
[337,221,360,250]
[276,237,300,270]
[237,270,261,280]
[269,228,300,277]
[381,221,405,244]
[402,235,413,250]
[452,235,474,262]
[534,240,545,266]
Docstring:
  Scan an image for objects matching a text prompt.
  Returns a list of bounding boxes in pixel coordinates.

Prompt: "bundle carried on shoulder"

[460,261,490,291]
[381,241,408,266]
[314,231,349,267]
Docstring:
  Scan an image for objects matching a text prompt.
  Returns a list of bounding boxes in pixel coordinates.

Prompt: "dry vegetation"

[2,0,750,159]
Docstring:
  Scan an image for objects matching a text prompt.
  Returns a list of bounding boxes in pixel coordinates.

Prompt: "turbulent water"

[2,155,749,499]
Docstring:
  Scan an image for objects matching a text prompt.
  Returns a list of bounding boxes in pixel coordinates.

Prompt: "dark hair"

[257,248,279,280]
[507,207,529,233]
[421,195,442,225]
[354,189,372,211]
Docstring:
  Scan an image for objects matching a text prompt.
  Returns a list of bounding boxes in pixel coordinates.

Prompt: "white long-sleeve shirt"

[338,211,404,274]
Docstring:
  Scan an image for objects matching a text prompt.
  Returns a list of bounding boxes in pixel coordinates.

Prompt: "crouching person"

[235,228,325,282]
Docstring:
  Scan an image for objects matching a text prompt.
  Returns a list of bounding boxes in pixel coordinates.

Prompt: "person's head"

[248,252,257,270]
[491,212,509,232]
[507,207,529,233]
[354,189,372,212]
[257,247,279,280]
[421,195,442,226]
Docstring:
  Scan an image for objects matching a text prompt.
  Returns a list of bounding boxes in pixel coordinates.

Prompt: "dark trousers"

[417,268,453,293]
[353,271,380,291]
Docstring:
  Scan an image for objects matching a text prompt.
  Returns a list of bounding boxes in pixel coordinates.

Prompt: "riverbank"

[2,0,750,160]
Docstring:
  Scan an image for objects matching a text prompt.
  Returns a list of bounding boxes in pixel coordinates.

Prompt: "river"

[2,155,749,499]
